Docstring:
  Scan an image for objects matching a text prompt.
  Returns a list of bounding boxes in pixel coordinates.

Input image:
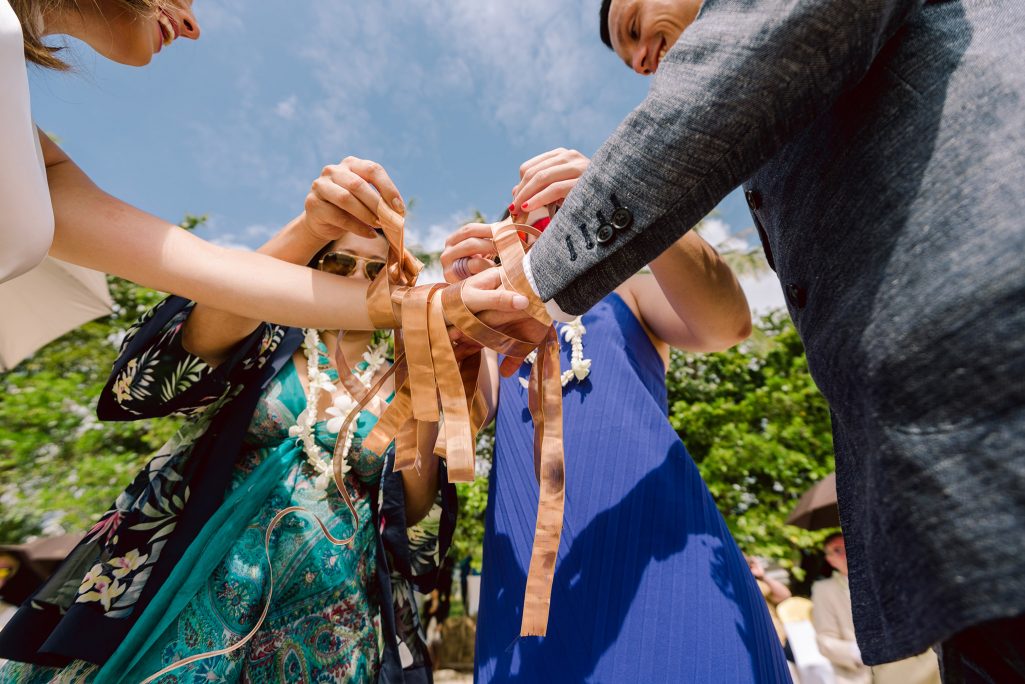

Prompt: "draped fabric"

[475,293,792,683]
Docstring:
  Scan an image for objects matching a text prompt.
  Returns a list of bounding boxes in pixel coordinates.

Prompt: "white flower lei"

[287,329,389,492]
[519,317,591,389]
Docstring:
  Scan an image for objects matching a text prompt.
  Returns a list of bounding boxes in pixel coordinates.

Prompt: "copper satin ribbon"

[143,210,564,680]
[350,215,566,637]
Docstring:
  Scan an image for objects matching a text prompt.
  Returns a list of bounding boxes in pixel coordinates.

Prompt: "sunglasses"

[317,251,386,280]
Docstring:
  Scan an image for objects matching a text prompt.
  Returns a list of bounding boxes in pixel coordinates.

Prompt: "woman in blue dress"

[441,149,793,682]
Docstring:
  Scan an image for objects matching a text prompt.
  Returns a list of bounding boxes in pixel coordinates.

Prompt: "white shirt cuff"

[522,251,576,322]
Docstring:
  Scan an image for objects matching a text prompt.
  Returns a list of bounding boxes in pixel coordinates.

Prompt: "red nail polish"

[521,203,529,210]
[507,202,516,215]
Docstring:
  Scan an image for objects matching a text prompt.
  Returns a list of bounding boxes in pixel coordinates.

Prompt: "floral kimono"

[0,297,455,683]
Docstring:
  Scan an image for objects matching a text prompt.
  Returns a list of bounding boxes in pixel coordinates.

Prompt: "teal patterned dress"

[0,299,446,684]
[115,347,393,682]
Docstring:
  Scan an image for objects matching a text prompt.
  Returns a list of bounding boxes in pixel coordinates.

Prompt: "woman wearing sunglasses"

[0,227,455,683]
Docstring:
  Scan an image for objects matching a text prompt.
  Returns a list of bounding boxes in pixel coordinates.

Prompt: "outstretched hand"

[440,222,496,284]
[511,148,589,216]
[301,156,405,241]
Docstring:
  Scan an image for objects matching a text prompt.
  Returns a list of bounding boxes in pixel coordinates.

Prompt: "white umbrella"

[0,257,113,371]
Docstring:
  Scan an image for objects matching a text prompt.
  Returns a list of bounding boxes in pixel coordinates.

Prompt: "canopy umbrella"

[786,472,840,530]
[0,257,113,371]
[0,533,84,605]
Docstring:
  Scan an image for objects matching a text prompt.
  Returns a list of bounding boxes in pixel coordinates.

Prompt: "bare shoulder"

[617,276,670,367]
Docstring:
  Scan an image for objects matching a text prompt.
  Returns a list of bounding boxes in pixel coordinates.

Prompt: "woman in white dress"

[0,0,522,328]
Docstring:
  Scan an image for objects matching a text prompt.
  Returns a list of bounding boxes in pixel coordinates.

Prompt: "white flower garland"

[519,317,591,389]
[288,329,389,491]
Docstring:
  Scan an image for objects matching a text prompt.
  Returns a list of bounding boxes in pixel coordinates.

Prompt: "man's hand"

[301,156,405,241]
[511,148,590,216]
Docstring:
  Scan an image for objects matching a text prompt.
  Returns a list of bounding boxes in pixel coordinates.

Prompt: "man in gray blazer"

[479,0,1025,680]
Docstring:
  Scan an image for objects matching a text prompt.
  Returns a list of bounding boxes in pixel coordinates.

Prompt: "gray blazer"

[528,0,1025,665]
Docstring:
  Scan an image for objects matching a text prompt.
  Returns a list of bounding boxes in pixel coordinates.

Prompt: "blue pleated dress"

[475,293,792,683]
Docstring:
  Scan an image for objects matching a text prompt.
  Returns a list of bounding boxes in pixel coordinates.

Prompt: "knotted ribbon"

[338,206,565,636]
[142,205,564,681]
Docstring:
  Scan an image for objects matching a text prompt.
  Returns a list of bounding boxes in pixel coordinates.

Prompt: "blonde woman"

[0,0,522,327]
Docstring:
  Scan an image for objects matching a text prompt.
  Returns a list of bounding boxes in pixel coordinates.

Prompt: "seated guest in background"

[748,555,792,648]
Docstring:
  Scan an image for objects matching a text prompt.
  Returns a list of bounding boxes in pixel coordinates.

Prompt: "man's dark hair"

[599,0,614,49]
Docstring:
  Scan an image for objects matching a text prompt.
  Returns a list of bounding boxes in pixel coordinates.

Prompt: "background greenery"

[0,226,835,580]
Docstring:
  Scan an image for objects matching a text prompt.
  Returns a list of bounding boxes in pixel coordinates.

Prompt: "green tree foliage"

[450,427,493,570]
[0,276,181,543]
[0,216,205,543]
[667,311,836,572]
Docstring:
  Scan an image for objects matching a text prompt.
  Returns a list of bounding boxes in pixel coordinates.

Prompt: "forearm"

[183,215,325,365]
[529,0,923,313]
[641,232,751,351]
[401,422,441,526]
[761,575,792,604]
[44,154,375,331]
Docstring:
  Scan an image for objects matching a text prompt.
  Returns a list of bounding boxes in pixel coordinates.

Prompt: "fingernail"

[521,203,529,210]
[393,197,405,214]
[513,294,529,309]
[507,203,517,216]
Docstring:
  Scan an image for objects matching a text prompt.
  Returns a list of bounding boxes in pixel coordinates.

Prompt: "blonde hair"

[9,0,163,70]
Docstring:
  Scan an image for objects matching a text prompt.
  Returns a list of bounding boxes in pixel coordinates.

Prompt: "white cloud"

[196,220,274,251]
[300,0,629,151]
[193,0,247,35]
[741,271,786,315]
[698,216,784,314]
[409,207,482,253]
[275,95,298,120]
[698,217,749,253]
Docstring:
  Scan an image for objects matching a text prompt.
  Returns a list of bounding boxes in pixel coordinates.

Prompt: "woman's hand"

[440,222,496,283]
[511,148,589,216]
[301,156,405,241]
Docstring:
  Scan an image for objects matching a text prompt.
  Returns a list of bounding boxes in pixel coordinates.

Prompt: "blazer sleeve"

[97,295,286,420]
[527,0,924,314]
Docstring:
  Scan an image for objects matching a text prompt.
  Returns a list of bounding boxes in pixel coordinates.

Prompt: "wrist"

[257,214,327,264]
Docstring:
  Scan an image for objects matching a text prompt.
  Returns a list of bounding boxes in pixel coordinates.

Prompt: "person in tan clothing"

[748,556,792,646]
[812,534,940,684]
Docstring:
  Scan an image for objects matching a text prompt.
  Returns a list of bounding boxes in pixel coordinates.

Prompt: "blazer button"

[745,189,762,211]
[596,224,615,244]
[611,207,633,231]
[785,283,807,309]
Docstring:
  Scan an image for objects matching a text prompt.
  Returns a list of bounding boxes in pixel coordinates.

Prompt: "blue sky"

[28,0,782,309]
